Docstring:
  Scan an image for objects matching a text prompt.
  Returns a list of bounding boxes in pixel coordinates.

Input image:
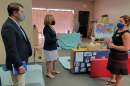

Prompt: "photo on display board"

[85,57,89,63]
[93,52,97,55]
[81,63,85,68]
[80,68,86,72]
[84,52,92,56]
[88,68,91,71]
[87,63,91,67]
[102,56,105,58]
[74,62,80,66]
[91,56,95,61]
[75,67,79,72]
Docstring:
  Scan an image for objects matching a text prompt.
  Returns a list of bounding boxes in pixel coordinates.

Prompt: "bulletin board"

[94,23,114,38]
[72,51,110,74]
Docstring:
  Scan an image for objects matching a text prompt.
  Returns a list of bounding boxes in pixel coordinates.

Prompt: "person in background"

[1,3,32,86]
[106,15,130,86]
[43,15,60,78]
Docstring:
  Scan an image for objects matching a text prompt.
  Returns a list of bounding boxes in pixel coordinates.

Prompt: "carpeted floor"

[39,38,130,86]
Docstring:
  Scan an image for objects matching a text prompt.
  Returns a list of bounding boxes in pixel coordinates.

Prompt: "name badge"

[116,34,119,37]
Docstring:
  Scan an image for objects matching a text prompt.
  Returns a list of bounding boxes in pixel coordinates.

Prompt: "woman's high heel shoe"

[52,70,60,74]
[46,73,55,78]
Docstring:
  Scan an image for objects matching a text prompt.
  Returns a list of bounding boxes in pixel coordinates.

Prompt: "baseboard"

[27,62,35,65]
[0,64,5,67]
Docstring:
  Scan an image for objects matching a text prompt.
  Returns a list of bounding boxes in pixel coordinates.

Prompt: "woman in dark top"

[106,15,130,86]
[43,15,60,78]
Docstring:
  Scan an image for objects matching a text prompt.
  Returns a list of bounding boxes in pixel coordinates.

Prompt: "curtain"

[32,10,47,47]
[32,10,47,35]
[32,10,73,48]
[48,11,73,33]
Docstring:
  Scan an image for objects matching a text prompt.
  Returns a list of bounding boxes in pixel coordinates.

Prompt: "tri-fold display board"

[70,48,110,74]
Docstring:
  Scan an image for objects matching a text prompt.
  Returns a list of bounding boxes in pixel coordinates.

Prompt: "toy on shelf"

[33,25,39,46]
[101,15,107,23]
[87,27,94,39]
[87,20,98,39]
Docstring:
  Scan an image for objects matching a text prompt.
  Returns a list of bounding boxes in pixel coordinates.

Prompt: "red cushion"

[90,58,111,77]
[128,54,130,74]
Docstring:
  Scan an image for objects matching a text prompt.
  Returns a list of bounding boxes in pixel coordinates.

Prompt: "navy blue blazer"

[0,77,1,86]
[43,25,57,50]
[1,18,32,70]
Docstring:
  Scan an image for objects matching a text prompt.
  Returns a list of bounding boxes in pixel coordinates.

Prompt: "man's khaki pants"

[10,70,25,86]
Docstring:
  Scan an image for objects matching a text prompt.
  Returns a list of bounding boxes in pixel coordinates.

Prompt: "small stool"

[90,58,111,77]
[34,48,45,63]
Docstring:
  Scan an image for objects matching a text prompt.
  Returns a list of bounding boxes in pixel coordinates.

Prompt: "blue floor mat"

[59,56,70,70]
[0,65,45,86]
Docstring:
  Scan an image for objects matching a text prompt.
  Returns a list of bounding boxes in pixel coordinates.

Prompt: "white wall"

[32,0,94,28]
[0,0,34,64]
[93,0,130,31]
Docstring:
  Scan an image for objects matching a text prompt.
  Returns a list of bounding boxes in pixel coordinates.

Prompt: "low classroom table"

[70,48,110,74]
[57,33,81,50]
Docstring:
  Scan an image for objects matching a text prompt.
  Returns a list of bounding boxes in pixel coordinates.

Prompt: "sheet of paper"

[80,68,86,72]
[91,56,95,61]
[87,63,91,67]
[84,52,92,56]
[93,52,97,55]
[102,56,105,58]
[75,52,83,62]
[81,63,85,68]
[75,67,79,72]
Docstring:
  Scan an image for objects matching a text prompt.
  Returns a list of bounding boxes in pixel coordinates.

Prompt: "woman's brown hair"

[120,15,130,27]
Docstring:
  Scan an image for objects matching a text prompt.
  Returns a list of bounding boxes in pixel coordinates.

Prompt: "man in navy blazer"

[1,3,32,86]
[0,77,1,86]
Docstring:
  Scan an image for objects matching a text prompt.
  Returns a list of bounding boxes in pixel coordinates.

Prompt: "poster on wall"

[94,23,114,38]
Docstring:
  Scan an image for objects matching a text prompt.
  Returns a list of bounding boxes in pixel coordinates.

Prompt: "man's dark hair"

[7,3,24,16]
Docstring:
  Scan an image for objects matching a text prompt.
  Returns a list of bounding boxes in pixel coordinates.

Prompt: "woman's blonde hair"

[44,15,54,25]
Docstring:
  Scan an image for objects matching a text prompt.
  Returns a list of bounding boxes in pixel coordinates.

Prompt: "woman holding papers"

[106,15,130,86]
[43,15,60,78]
